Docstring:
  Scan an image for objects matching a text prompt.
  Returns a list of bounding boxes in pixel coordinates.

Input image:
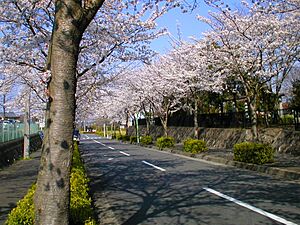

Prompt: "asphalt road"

[80,134,300,225]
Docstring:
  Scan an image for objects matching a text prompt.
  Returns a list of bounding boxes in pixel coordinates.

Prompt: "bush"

[70,143,96,225]
[5,143,96,225]
[156,136,175,150]
[115,134,130,142]
[140,136,153,146]
[233,142,275,165]
[130,136,137,144]
[5,184,35,225]
[121,135,130,142]
[116,133,122,140]
[183,139,208,154]
[95,131,104,137]
[281,115,294,124]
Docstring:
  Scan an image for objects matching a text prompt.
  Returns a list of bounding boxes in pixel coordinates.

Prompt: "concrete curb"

[141,144,300,181]
[169,149,300,181]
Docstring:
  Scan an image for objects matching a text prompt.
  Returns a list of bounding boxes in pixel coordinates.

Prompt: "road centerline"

[119,151,130,156]
[203,187,298,225]
[142,160,166,172]
[93,140,106,146]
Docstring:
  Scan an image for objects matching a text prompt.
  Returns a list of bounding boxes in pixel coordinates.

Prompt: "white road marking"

[119,151,130,156]
[93,140,106,146]
[142,160,166,172]
[108,146,115,150]
[203,187,298,225]
[108,158,114,161]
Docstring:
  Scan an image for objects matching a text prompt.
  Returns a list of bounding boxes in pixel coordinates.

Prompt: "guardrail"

[0,123,40,143]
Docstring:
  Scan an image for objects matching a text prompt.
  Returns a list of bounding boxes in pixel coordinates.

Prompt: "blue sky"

[151,1,241,54]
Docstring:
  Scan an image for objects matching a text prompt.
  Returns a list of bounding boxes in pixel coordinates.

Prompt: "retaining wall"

[128,126,300,156]
[0,134,42,168]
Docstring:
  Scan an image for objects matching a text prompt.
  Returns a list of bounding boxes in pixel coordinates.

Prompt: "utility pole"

[23,89,31,159]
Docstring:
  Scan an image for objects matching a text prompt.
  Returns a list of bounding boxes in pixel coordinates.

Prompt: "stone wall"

[128,126,300,156]
[0,134,42,168]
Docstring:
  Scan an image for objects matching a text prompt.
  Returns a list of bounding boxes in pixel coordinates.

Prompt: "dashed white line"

[119,151,130,156]
[108,158,114,161]
[142,160,166,172]
[93,140,106,146]
[203,187,298,225]
[108,146,115,150]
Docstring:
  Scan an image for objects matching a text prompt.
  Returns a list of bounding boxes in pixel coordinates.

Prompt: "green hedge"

[156,136,175,150]
[5,143,96,225]
[5,184,35,224]
[95,131,104,137]
[116,133,122,140]
[183,139,208,154]
[140,136,153,146]
[70,143,96,225]
[115,134,130,142]
[233,142,275,165]
[130,136,137,144]
[121,135,130,142]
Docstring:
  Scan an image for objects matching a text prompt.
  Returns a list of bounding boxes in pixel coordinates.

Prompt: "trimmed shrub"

[183,139,208,154]
[70,143,96,225]
[233,142,275,165]
[156,136,175,150]
[121,135,130,142]
[95,131,104,137]
[281,115,294,124]
[130,136,137,144]
[5,184,35,225]
[140,136,153,146]
[5,143,96,225]
[116,133,122,140]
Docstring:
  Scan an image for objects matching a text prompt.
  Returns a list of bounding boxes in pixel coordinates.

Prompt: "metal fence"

[137,108,300,130]
[0,123,40,143]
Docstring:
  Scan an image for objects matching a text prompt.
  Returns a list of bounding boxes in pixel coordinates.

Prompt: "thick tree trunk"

[34,4,82,225]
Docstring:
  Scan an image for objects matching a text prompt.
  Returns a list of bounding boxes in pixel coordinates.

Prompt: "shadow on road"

[81,141,300,225]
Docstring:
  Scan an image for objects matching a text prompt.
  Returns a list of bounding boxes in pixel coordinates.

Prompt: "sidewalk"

[0,150,41,224]
[169,144,300,181]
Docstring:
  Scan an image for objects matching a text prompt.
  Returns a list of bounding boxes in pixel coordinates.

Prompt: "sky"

[150,0,240,54]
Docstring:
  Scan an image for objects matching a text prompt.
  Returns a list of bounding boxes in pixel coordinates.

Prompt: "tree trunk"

[249,100,258,141]
[193,98,199,139]
[160,114,168,137]
[34,4,82,225]
[2,94,6,120]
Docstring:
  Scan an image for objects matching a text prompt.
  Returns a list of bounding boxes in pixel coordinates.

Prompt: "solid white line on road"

[203,187,298,225]
[108,146,115,150]
[119,151,130,156]
[142,160,166,172]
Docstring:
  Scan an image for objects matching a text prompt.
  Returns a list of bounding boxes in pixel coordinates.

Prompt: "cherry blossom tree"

[199,1,300,139]
[0,0,195,223]
[167,40,225,137]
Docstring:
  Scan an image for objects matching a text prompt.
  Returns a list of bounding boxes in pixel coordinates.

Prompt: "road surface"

[80,134,300,225]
